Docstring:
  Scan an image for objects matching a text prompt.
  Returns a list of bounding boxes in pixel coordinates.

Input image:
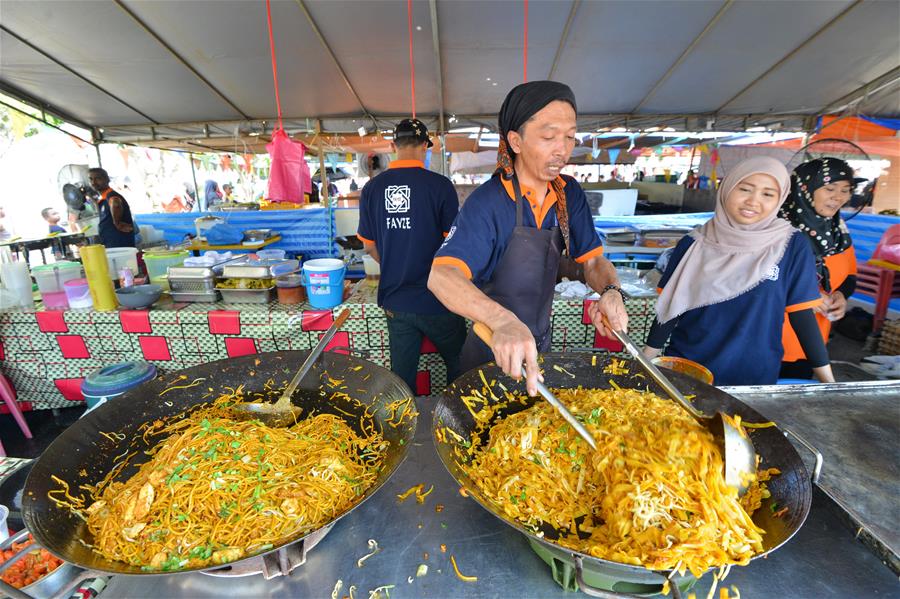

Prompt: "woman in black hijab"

[779,157,860,379]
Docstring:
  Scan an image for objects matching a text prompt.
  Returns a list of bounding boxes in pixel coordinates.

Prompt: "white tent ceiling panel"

[0,30,146,126]
[640,0,855,113]
[0,0,897,143]
[305,0,439,117]
[554,0,727,113]
[121,0,363,119]
[724,0,900,114]
[1,0,241,123]
[439,0,570,116]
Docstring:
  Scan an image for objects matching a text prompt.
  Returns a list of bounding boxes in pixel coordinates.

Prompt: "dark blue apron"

[459,176,564,373]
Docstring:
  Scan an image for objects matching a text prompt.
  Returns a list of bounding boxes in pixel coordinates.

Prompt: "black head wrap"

[778,157,856,291]
[495,81,577,252]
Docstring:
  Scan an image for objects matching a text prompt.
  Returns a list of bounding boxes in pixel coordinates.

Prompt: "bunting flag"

[607,148,620,164]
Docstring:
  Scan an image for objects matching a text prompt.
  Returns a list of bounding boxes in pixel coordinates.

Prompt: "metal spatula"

[603,320,757,495]
[473,322,597,450]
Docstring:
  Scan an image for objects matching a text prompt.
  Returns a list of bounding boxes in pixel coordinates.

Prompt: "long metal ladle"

[604,321,757,495]
[234,308,350,427]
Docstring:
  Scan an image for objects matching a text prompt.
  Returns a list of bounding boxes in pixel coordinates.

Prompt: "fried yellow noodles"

[67,396,388,571]
[460,387,769,577]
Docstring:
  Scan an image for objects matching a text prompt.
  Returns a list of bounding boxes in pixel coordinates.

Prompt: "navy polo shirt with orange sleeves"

[357,160,459,314]
[433,174,603,284]
[658,232,822,385]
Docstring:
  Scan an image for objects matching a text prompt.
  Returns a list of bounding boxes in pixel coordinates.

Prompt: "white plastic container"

[362,254,381,276]
[32,261,83,310]
[0,262,34,308]
[256,249,286,261]
[106,247,139,279]
[64,278,93,309]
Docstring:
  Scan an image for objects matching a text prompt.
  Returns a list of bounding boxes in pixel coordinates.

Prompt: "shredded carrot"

[416,485,434,503]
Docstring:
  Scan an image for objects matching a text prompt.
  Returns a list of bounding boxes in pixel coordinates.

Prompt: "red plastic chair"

[0,372,32,441]
[856,224,900,334]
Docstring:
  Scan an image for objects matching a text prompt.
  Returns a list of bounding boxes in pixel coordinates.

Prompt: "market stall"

[0,284,656,410]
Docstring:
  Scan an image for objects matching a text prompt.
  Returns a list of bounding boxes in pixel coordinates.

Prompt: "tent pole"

[189,152,201,212]
[95,144,103,168]
[318,119,330,207]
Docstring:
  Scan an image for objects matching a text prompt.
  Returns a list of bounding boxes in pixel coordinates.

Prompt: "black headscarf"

[495,81,577,252]
[778,157,856,291]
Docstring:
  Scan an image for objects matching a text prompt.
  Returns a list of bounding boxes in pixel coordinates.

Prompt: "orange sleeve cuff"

[574,245,605,264]
[786,298,824,313]
[432,256,473,280]
[442,231,450,238]
[356,232,373,243]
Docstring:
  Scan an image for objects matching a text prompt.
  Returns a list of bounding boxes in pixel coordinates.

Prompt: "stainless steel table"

[101,396,900,599]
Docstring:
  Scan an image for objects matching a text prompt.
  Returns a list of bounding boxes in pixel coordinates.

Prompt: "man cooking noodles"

[428,81,627,396]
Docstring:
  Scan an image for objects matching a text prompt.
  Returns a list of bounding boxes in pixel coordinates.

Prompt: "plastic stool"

[0,373,32,439]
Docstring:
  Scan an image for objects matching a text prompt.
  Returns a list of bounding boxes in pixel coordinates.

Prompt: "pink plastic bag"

[266,129,311,203]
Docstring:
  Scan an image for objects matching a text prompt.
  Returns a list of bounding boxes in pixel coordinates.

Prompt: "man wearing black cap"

[429,81,627,396]
[357,119,466,394]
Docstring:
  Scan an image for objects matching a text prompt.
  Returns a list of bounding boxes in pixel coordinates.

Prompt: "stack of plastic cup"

[0,261,35,309]
[81,245,117,311]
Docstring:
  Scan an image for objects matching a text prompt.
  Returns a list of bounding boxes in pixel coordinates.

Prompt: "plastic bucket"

[143,250,189,280]
[64,278,93,310]
[81,361,157,410]
[301,259,346,309]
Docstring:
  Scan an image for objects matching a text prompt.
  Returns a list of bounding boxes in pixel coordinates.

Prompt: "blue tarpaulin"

[134,208,339,259]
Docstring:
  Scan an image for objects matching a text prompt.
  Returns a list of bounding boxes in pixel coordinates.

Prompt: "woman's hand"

[642,346,662,359]
[813,291,831,315]
[826,291,848,321]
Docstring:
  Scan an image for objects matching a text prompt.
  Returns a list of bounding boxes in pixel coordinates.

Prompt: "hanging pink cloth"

[266,130,311,203]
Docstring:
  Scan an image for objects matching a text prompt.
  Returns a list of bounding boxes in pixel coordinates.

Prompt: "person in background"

[41,208,66,233]
[0,205,12,241]
[642,157,834,385]
[307,179,320,204]
[203,180,222,211]
[684,170,699,189]
[779,158,860,379]
[357,118,466,394]
[222,183,234,202]
[89,168,136,248]
[349,179,359,192]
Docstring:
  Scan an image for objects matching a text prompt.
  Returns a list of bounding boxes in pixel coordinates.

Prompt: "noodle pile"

[460,387,770,577]
[77,397,387,571]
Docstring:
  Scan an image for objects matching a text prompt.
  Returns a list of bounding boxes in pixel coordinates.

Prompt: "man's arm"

[583,255,628,336]
[428,263,539,393]
[362,240,380,263]
[108,197,134,233]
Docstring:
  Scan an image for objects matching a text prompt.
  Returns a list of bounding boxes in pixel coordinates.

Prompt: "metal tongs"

[473,322,597,449]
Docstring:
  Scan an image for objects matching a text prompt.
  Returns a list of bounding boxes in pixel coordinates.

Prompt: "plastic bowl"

[115,284,162,309]
[651,356,714,385]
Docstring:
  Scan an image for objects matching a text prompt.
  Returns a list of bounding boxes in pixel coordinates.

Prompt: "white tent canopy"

[2,0,898,147]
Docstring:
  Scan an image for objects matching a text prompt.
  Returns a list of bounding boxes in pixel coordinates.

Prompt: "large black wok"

[433,352,813,596]
[23,351,416,575]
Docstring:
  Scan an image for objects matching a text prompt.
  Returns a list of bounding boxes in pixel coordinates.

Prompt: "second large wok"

[22,351,416,575]
[433,352,813,594]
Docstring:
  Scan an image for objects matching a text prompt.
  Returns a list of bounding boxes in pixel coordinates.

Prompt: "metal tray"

[217,287,274,303]
[170,290,220,303]
[167,266,216,279]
